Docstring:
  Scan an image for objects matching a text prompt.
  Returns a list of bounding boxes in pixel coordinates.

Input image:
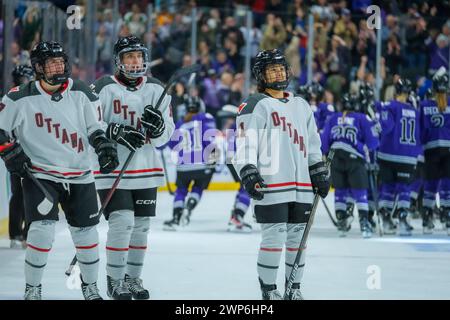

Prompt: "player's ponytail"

[184,112,194,123]
[436,92,447,113]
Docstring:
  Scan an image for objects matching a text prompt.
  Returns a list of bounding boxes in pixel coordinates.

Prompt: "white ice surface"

[0,191,449,300]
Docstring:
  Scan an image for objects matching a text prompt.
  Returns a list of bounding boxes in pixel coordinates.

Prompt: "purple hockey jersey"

[321,111,379,159]
[311,102,335,132]
[377,100,421,165]
[419,97,450,150]
[168,112,218,171]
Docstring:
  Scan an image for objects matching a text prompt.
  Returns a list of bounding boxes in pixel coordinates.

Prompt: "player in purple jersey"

[298,82,335,133]
[217,105,252,232]
[377,78,421,236]
[163,95,219,231]
[321,93,379,238]
[419,67,450,235]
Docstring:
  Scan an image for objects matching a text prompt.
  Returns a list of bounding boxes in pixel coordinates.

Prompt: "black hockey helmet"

[184,95,201,113]
[114,36,149,78]
[11,64,34,86]
[342,93,360,112]
[253,49,290,91]
[30,41,70,85]
[308,82,324,101]
[395,78,412,95]
[432,67,449,93]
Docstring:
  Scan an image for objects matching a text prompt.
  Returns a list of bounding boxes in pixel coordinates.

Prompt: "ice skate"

[381,208,396,235]
[24,284,42,300]
[398,210,412,236]
[422,209,435,234]
[163,208,183,231]
[259,278,282,300]
[336,210,352,237]
[227,210,252,233]
[81,280,103,300]
[107,275,132,300]
[360,217,373,239]
[125,274,150,300]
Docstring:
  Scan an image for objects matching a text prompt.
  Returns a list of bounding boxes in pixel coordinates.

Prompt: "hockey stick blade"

[24,163,54,215]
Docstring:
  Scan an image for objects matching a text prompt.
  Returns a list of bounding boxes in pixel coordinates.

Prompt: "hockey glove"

[239,164,267,200]
[309,161,330,198]
[89,130,119,174]
[106,123,145,152]
[0,142,31,178]
[141,105,165,139]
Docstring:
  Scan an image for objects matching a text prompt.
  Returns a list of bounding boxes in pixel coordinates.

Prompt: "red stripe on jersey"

[0,142,14,153]
[32,165,89,176]
[238,102,247,113]
[286,247,306,252]
[260,247,282,252]
[265,182,312,188]
[94,168,163,175]
[27,243,51,252]
[129,245,147,250]
[76,243,98,250]
[106,246,129,252]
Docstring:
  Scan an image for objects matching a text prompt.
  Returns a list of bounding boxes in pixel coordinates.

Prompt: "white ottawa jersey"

[233,92,323,206]
[0,79,104,184]
[91,75,175,190]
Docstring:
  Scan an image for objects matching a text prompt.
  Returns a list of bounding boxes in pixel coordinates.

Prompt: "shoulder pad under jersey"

[91,76,115,94]
[6,82,40,102]
[71,79,98,102]
[238,93,269,115]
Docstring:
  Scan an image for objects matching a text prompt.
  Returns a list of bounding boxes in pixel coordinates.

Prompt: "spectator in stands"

[428,33,449,76]
[385,34,403,75]
[333,8,358,48]
[221,16,245,53]
[21,5,41,51]
[124,3,147,38]
[201,68,222,119]
[406,15,428,76]
[211,49,234,74]
[260,14,287,50]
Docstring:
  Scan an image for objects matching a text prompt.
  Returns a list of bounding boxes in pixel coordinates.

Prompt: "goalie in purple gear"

[376,78,421,236]
[163,95,218,231]
[419,67,450,235]
[217,104,252,232]
[321,93,379,238]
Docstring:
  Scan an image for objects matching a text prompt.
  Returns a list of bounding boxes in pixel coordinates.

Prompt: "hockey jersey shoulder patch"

[238,93,268,115]
[71,79,99,102]
[91,76,115,94]
[7,82,40,102]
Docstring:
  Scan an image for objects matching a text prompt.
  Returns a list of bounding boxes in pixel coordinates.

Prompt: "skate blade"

[362,231,372,239]
[163,225,178,231]
[227,225,252,233]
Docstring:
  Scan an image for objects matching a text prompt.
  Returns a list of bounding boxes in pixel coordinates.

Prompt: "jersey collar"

[35,79,71,102]
[112,75,145,91]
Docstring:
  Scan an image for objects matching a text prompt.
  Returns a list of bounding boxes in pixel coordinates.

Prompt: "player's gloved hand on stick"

[309,161,330,198]
[0,142,31,178]
[106,123,145,152]
[141,105,165,139]
[239,164,267,200]
[89,130,120,174]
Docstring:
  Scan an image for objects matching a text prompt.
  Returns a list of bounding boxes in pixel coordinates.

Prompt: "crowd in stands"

[1,0,450,124]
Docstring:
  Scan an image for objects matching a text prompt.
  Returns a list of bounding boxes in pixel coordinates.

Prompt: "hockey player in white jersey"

[233,49,330,300]
[0,41,119,300]
[91,36,175,300]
